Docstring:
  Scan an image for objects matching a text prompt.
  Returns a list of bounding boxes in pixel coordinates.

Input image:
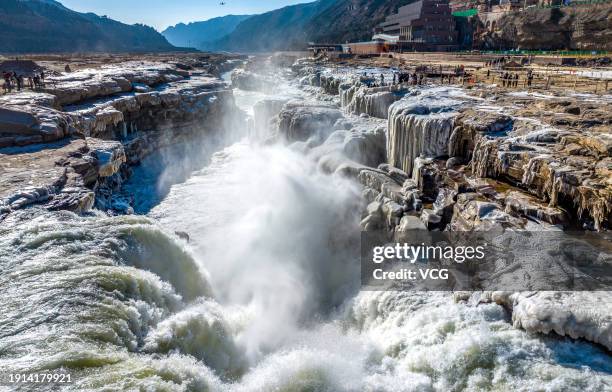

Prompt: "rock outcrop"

[0,138,124,219]
[276,102,343,144]
[0,93,72,147]
[477,3,612,51]
[468,120,611,230]
[344,86,408,119]
[0,58,241,217]
[1,61,236,148]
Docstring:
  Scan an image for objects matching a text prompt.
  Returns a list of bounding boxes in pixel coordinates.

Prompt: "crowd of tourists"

[488,68,534,88]
[362,71,425,87]
[2,70,46,93]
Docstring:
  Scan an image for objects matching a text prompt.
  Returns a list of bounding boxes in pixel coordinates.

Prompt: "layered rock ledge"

[290,60,611,353]
[0,57,241,218]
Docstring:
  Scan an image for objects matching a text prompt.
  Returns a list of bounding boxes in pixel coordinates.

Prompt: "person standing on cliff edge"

[16,74,23,91]
[527,70,533,87]
[2,72,11,93]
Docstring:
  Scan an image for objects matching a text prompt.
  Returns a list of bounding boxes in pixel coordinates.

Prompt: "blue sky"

[59,0,312,31]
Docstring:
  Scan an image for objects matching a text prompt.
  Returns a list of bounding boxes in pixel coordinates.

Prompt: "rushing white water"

[1,68,611,392]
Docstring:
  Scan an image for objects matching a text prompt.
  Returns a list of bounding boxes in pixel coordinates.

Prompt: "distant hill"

[162,15,252,50]
[0,0,175,53]
[209,0,415,52]
[304,0,416,43]
[210,0,338,52]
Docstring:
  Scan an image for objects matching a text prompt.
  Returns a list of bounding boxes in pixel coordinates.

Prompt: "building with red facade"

[344,39,395,55]
[375,0,458,51]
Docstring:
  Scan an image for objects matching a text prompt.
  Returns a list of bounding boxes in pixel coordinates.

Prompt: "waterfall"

[251,98,288,141]
[1,63,610,392]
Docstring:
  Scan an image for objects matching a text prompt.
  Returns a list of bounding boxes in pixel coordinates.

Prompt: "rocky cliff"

[290,60,611,353]
[0,56,241,218]
[478,3,612,51]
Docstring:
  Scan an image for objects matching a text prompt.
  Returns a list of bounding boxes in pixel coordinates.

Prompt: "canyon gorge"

[0,53,610,391]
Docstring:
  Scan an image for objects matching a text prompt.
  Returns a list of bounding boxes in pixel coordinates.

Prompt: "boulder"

[433,188,457,225]
[420,208,442,230]
[86,138,126,178]
[397,215,427,231]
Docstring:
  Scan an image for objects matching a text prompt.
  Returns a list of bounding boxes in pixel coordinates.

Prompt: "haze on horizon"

[58,0,313,31]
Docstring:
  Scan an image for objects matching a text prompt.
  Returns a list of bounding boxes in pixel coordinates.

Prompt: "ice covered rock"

[276,102,343,144]
[308,123,386,175]
[44,61,187,106]
[420,208,442,230]
[480,291,612,352]
[344,86,408,119]
[361,200,385,231]
[358,169,405,206]
[397,215,427,231]
[448,109,513,160]
[471,129,611,229]
[387,98,457,173]
[86,137,126,177]
[450,193,524,231]
[319,74,342,95]
[65,75,231,139]
[433,187,457,225]
[0,137,122,217]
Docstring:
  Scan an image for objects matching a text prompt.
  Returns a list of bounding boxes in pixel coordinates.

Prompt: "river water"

[0,70,611,391]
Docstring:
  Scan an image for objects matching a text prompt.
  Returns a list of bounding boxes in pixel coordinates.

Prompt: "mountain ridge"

[0,0,175,53]
[208,0,415,52]
[162,15,252,50]
[210,0,338,52]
